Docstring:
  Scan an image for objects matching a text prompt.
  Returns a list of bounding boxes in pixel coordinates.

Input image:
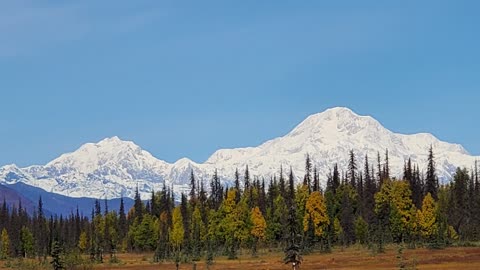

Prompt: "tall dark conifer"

[288,168,295,207]
[94,200,101,217]
[284,203,301,269]
[199,180,208,210]
[234,168,241,203]
[340,187,355,245]
[119,197,127,238]
[348,150,357,188]
[357,174,364,216]
[425,145,438,200]
[35,196,48,258]
[405,159,421,208]
[332,164,340,193]
[407,159,413,181]
[384,149,390,180]
[0,198,7,230]
[104,198,109,215]
[151,190,160,217]
[475,160,479,194]
[364,155,376,223]
[279,165,286,198]
[415,164,425,202]
[474,161,480,239]
[133,186,143,220]
[313,166,320,192]
[377,152,383,187]
[244,165,251,190]
[209,169,223,210]
[189,169,196,202]
[468,169,476,230]
[180,193,191,253]
[303,154,312,192]
[259,179,267,215]
[450,168,469,236]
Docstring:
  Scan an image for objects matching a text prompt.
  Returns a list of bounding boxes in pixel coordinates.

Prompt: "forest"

[0,146,479,269]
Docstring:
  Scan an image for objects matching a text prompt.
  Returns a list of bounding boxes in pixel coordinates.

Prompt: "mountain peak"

[314,107,363,122]
[99,136,122,143]
[96,136,132,147]
[324,106,356,115]
[288,107,382,139]
[44,136,146,173]
[300,107,363,126]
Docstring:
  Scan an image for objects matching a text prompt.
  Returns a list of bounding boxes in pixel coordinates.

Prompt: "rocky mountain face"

[1,107,477,199]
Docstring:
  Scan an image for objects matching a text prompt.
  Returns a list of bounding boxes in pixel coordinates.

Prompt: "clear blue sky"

[1,1,479,166]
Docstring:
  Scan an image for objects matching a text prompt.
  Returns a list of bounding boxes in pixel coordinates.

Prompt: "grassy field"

[93,246,480,270]
[2,246,480,269]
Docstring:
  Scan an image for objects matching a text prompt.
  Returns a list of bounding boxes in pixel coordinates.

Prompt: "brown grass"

[92,246,480,270]
[1,246,479,269]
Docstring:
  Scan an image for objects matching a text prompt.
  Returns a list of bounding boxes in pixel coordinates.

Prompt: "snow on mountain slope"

[205,107,476,185]
[1,137,172,199]
[1,107,478,199]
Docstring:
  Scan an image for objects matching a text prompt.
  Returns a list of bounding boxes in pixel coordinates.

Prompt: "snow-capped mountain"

[1,107,478,199]
[0,137,194,199]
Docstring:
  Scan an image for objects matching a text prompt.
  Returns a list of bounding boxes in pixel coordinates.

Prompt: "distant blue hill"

[2,183,134,218]
[0,184,37,214]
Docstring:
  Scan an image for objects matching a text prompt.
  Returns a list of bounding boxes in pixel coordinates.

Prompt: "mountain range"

[1,107,478,200]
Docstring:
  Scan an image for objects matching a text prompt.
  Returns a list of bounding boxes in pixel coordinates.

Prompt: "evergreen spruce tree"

[244,165,251,190]
[279,165,287,198]
[474,161,479,206]
[284,204,302,270]
[348,150,357,188]
[104,198,109,215]
[474,161,480,240]
[234,168,241,203]
[50,240,64,270]
[180,194,191,255]
[425,146,439,200]
[198,180,209,223]
[118,197,127,239]
[384,149,390,180]
[406,159,422,208]
[327,164,340,195]
[475,160,479,191]
[357,174,364,217]
[415,164,425,203]
[209,169,222,210]
[449,168,469,238]
[468,169,476,238]
[288,168,295,207]
[205,237,214,269]
[94,199,101,217]
[0,199,7,233]
[363,155,376,224]
[303,154,312,192]
[35,196,48,259]
[377,152,384,187]
[313,166,320,192]
[189,169,197,201]
[152,190,161,217]
[339,186,355,246]
[259,179,267,215]
[133,186,143,220]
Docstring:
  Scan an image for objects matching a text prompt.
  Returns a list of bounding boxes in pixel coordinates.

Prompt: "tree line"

[0,146,479,268]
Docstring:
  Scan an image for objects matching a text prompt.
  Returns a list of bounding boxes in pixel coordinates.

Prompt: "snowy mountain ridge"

[1,107,478,199]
